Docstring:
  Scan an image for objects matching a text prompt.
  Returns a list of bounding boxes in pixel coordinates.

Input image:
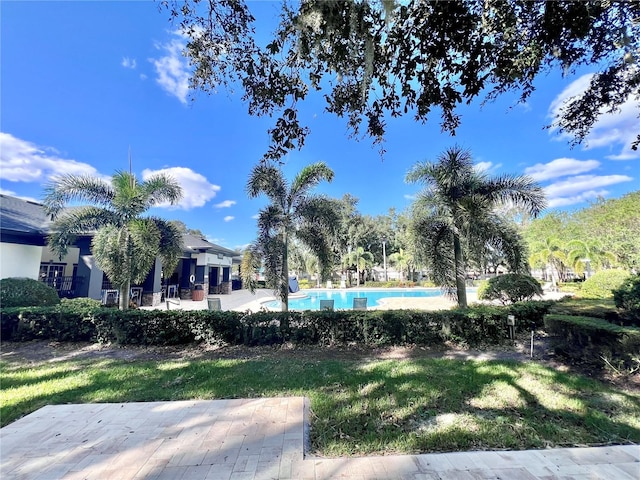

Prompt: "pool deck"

[143,288,569,313]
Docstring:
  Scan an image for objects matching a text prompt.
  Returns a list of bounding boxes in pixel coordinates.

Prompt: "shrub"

[0,306,96,342]
[363,281,418,288]
[1,300,553,347]
[549,297,616,320]
[0,278,61,308]
[557,282,582,294]
[580,269,630,299]
[544,314,640,370]
[613,274,640,326]
[477,274,543,304]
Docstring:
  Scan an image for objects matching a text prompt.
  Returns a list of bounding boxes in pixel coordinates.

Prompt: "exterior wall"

[0,243,43,279]
[40,247,80,277]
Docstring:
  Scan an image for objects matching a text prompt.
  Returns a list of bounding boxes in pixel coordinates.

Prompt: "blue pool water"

[264,288,461,310]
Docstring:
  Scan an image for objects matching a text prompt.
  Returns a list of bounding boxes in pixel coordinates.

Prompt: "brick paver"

[1,398,638,479]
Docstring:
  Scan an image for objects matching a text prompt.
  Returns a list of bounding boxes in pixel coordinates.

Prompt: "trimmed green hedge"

[613,274,640,326]
[0,278,61,308]
[544,314,640,369]
[1,301,554,347]
[580,269,630,299]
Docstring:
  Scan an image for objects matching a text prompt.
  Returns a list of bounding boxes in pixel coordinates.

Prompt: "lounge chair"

[319,299,334,311]
[353,297,367,310]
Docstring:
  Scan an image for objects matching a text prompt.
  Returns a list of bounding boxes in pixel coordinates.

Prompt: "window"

[40,263,65,288]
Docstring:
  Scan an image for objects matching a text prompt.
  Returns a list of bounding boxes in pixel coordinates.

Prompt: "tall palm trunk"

[119,230,132,310]
[281,228,289,313]
[453,232,467,308]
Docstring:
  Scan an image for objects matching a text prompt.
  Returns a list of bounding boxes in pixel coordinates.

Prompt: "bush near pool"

[0,301,553,347]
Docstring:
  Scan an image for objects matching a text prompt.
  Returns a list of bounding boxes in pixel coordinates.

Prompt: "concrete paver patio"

[1,398,638,479]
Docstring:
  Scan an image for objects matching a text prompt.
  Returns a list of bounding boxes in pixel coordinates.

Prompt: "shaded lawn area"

[1,356,639,456]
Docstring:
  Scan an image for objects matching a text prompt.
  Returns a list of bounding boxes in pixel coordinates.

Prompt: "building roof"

[0,195,241,259]
[182,233,241,259]
[0,195,50,238]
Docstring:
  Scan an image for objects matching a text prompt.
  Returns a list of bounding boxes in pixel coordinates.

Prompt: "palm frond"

[142,173,183,207]
[289,162,334,201]
[43,174,114,218]
[149,217,184,275]
[481,174,547,217]
[128,219,162,284]
[91,225,132,289]
[246,163,287,204]
[47,206,119,258]
[240,244,261,293]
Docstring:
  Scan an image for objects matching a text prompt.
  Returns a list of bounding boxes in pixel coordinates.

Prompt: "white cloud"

[141,166,220,209]
[224,216,235,222]
[549,74,640,160]
[547,190,610,208]
[121,57,136,69]
[0,188,40,203]
[251,214,260,220]
[403,194,416,201]
[214,200,236,208]
[524,158,600,182]
[474,161,502,173]
[150,33,190,104]
[544,174,633,207]
[0,132,103,183]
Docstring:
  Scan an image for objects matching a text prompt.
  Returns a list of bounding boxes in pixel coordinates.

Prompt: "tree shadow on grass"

[2,357,639,456]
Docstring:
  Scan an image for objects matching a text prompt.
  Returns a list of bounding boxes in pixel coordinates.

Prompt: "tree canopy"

[163,0,640,161]
[523,190,640,272]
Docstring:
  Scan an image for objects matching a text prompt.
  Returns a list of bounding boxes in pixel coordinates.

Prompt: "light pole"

[382,237,388,282]
[583,258,591,279]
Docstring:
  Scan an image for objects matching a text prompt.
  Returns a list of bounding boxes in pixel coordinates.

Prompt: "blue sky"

[1,1,638,251]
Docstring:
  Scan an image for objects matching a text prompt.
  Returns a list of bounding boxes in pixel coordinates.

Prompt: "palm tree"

[388,248,411,281]
[528,237,569,285]
[43,171,183,310]
[406,146,545,308]
[348,246,374,286]
[566,239,616,278]
[243,161,337,312]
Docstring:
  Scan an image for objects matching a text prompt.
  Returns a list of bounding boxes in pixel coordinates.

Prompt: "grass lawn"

[2,354,639,456]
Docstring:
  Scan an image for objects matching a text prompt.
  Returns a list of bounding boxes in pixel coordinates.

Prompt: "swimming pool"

[264,288,461,310]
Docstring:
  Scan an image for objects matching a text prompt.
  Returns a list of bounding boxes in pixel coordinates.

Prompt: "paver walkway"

[1,398,638,479]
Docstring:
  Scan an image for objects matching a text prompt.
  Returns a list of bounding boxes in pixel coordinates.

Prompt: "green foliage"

[557,282,582,294]
[43,170,183,310]
[524,192,640,272]
[407,146,544,308]
[477,274,543,305]
[164,1,640,162]
[0,306,95,342]
[244,162,337,313]
[549,297,617,321]
[580,270,630,299]
[0,278,60,308]
[613,274,640,326]
[363,281,418,288]
[544,314,640,370]
[2,301,554,348]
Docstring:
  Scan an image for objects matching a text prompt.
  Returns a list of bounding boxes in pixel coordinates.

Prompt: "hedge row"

[0,301,553,347]
[544,314,640,369]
